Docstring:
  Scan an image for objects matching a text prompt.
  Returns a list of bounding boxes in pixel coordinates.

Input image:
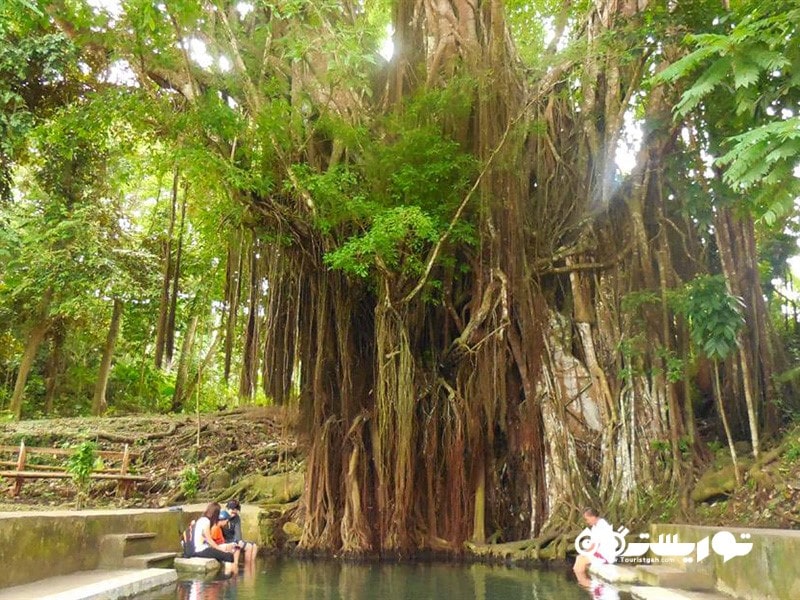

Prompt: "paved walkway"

[0,568,176,600]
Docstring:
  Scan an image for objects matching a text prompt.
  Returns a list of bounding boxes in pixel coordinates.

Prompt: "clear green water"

[138,557,620,600]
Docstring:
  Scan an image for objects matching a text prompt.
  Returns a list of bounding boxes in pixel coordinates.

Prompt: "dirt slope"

[0,407,300,510]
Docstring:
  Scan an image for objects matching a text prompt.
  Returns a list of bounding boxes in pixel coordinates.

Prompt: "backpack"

[180,519,196,558]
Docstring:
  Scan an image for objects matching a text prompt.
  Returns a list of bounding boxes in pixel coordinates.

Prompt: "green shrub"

[66,440,97,508]
[181,465,200,499]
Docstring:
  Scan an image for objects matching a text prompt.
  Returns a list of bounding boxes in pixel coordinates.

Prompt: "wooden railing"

[0,440,148,497]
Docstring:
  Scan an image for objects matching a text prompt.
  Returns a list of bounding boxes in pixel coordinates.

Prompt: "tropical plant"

[680,275,746,484]
[65,440,97,508]
[180,465,200,500]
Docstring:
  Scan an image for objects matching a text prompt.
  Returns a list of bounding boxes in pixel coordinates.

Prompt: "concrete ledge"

[630,586,732,600]
[652,523,800,600]
[637,565,715,591]
[589,563,640,584]
[0,508,187,588]
[0,568,177,600]
[174,557,220,573]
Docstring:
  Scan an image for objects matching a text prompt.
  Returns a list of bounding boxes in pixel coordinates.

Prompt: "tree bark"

[165,180,188,366]
[713,360,741,486]
[222,228,243,383]
[713,206,762,459]
[42,322,66,415]
[10,291,52,419]
[154,167,178,369]
[239,235,261,401]
[91,297,123,416]
[172,313,199,412]
[184,328,221,406]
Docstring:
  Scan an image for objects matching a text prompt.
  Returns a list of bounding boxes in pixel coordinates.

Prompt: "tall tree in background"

[1,0,797,557]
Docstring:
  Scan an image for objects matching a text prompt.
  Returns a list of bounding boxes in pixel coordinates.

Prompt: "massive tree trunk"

[91,297,123,416]
[242,0,777,556]
[43,0,781,557]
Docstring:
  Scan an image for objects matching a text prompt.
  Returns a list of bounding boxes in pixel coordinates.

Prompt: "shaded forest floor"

[0,407,302,511]
[0,410,797,535]
[684,423,800,530]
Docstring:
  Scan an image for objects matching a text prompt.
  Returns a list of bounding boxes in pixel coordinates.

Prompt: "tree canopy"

[1,0,798,556]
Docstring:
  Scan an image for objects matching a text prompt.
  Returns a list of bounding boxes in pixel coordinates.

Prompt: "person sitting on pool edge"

[225,499,259,563]
[193,501,241,574]
[573,507,616,587]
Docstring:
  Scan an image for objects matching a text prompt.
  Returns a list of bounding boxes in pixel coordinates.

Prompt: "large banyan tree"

[37,0,798,555]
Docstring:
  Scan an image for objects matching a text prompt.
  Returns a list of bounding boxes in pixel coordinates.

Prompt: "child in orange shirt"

[211,511,236,548]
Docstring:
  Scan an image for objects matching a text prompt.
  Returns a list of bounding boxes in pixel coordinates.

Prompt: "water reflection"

[588,580,620,600]
[148,557,612,600]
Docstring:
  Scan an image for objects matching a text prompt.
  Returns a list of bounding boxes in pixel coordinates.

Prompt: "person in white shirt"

[192,502,241,574]
[573,507,617,586]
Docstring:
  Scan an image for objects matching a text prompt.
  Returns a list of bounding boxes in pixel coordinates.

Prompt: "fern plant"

[655,5,800,223]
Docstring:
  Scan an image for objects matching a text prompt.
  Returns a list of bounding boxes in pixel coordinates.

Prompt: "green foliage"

[313,89,477,282]
[0,0,42,17]
[678,436,691,457]
[656,3,800,222]
[716,119,800,224]
[107,359,174,414]
[678,275,744,361]
[657,347,686,384]
[650,439,670,453]
[66,440,97,506]
[0,27,77,200]
[620,290,659,312]
[293,165,377,234]
[324,206,440,278]
[785,439,800,463]
[181,465,200,499]
[707,439,724,454]
[657,5,798,115]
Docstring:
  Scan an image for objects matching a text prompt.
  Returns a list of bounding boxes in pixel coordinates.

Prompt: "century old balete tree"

[3,0,798,556]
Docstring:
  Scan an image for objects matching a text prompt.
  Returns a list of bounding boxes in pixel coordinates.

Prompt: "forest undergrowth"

[0,410,797,538]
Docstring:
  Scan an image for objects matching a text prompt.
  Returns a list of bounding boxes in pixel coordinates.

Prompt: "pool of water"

[137,557,622,600]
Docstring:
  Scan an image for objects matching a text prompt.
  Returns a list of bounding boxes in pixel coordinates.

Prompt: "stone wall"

[0,508,187,588]
[650,523,800,600]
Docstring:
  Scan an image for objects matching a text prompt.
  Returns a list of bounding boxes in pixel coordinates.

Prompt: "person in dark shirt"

[225,499,259,563]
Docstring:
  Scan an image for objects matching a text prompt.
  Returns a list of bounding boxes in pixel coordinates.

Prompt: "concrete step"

[636,566,716,591]
[122,552,177,569]
[631,585,734,600]
[98,532,157,568]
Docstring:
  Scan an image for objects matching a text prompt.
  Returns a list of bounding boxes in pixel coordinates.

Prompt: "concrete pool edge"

[0,568,177,600]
